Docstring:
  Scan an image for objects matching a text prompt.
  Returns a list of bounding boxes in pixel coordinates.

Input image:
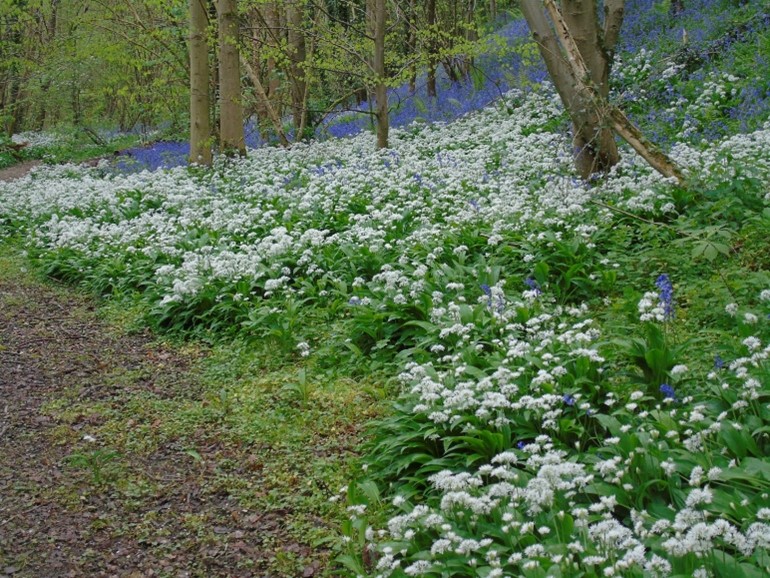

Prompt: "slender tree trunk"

[35,0,59,129]
[407,0,417,93]
[190,0,212,165]
[241,56,289,146]
[463,0,477,78]
[218,0,245,156]
[489,0,497,21]
[426,0,437,97]
[286,0,306,134]
[373,0,388,148]
[265,3,281,102]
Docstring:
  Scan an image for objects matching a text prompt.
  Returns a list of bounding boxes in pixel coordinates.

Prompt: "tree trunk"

[523,0,683,183]
[463,0,477,78]
[190,0,212,165]
[520,0,618,178]
[286,1,306,134]
[241,56,289,146]
[372,0,388,148]
[426,0,437,98]
[407,0,417,93]
[218,0,246,156]
[265,2,281,101]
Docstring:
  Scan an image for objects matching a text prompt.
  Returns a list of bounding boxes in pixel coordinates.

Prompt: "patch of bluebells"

[325,16,546,139]
[114,141,190,173]
[105,0,769,174]
[525,276,542,296]
[618,0,770,144]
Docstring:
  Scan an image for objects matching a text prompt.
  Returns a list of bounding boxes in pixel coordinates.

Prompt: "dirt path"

[0,161,41,182]
[0,265,327,577]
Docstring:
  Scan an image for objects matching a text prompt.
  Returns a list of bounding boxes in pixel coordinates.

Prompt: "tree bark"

[286,0,306,134]
[520,0,615,177]
[372,0,388,148]
[407,0,417,93]
[190,0,212,165]
[265,2,281,101]
[539,0,684,183]
[557,0,619,176]
[426,0,437,98]
[218,0,246,156]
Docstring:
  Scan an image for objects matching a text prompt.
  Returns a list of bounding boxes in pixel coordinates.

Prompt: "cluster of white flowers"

[4,71,770,578]
[355,296,770,577]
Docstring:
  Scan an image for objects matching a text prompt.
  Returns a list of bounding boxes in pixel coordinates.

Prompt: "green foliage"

[65,448,122,487]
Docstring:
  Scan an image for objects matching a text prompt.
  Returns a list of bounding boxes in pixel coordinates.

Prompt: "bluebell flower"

[655,274,675,320]
[348,297,362,306]
[525,277,542,296]
[562,394,576,406]
[516,441,526,450]
[660,383,676,400]
[714,355,725,370]
[480,284,492,297]
[469,199,480,211]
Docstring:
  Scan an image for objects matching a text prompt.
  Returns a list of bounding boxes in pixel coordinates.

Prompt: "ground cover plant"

[0,250,379,576]
[2,0,770,576]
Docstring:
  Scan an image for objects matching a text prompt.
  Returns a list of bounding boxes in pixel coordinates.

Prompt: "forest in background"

[0,0,515,142]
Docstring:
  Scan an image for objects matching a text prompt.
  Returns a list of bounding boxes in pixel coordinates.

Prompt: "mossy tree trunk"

[218,0,245,156]
[189,0,212,165]
[371,0,388,149]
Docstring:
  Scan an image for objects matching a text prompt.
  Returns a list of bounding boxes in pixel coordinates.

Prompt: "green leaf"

[534,261,550,286]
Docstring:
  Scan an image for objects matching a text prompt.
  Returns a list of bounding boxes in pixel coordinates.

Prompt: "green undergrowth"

[337,173,770,576]
[1,128,143,169]
[0,246,386,576]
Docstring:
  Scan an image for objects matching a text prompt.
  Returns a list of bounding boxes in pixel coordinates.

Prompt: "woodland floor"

[0,162,41,182]
[0,164,354,577]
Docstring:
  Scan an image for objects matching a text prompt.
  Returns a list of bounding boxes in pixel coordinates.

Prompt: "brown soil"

[0,161,41,182]
[0,271,325,577]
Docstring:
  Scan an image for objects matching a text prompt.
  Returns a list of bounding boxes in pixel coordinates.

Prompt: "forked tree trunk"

[520,0,683,183]
[372,0,388,148]
[520,0,618,178]
[190,0,212,165]
[562,0,619,176]
[218,0,246,156]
